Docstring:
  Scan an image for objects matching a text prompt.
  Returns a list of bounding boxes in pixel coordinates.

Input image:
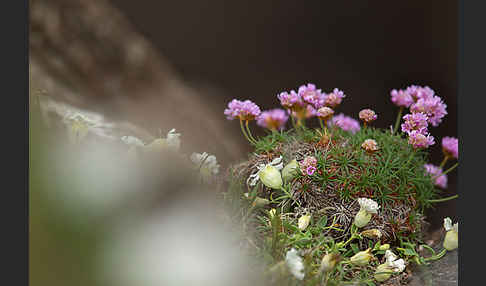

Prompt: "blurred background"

[30,0,458,285]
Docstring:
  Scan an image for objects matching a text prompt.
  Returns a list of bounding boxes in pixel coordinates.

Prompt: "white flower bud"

[360,229,382,239]
[354,209,372,228]
[258,165,283,189]
[252,197,270,208]
[374,263,393,282]
[350,248,373,266]
[379,244,390,251]
[443,217,458,251]
[282,159,300,182]
[298,214,311,231]
[320,253,340,273]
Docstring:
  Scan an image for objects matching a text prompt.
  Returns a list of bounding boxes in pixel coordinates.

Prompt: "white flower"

[384,250,406,272]
[190,152,220,183]
[374,250,406,282]
[443,217,458,251]
[166,128,181,150]
[357,198,380,214]
[144,129,181,152]
[298,214,311,231]
[350,248,373,266]
[63,112,100,143]
[247,156,284,189]
[121,136,145,147]
[354,198,380,228]
[285,248,305,280]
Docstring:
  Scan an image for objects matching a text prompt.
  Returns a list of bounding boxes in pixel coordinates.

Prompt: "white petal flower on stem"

[121,136,145,147]
[443,217,458,251]
[191,152,220,183]
[357,198,380,214]
[247,156,284,189]
[285,248,305,280]
[298,214,311,231]
[144,129,181,153]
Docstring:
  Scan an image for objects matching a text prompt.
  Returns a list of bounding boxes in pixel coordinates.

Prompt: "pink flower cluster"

[401,112,429,134]
[256,109,289,131]
[224,99,261,121]
[408,130,435,149]
[278,83,346,120]
[329,113,361,134]
[442,137,458,159]
[424,164,447,189]
[300,156,318,176]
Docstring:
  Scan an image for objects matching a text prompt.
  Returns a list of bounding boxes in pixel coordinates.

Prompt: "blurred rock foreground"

[29,0,457,285]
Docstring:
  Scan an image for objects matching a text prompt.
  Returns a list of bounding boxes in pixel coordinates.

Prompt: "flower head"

[410,96,447,127]
[256,109,289,131]
[277,90,305,111]
[442,136,458,159]
[361,139,379,152]
[408,130,435,149]
[299,156,317,175]
[390,89,414,108]
[317,107,334,121]
[247,156,284,189]
[357,198,380,214]
[320,253,340,273]
[121,135,145,147]
[299,83,325,109]
[359,109,378,123]
[360,229,382,239]
[282,159,300,182]
[350,248,374,266]
[443,217,459,251]
[144,129,181,152]
[406,85,435,101]
[424,164,447,188]
[329,113,361,134]
[375,250,406,282]
[401,112,429,135]
[190,152,220,181]
[285,248,305,280]
[325,88,345,108]
[224,99,261,121]
[298,214,311,231]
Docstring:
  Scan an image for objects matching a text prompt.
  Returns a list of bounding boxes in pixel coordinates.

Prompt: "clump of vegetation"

[222,84,458,285]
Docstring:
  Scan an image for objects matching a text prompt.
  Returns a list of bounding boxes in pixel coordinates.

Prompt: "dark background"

[110,0,458,229]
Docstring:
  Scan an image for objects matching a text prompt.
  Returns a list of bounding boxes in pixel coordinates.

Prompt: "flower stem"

[245,120,258,143]
[427,194,458,203]
[392,106,404,135]
[240,119,255,144]
[424,248,447,262]
[440,162,458,177]
[439,156,449,168]
[319,118,325,131]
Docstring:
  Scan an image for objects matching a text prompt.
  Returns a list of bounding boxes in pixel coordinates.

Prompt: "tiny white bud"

[298,214,311,231]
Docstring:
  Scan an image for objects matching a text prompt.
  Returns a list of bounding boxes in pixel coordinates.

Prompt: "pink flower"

[410,96,447,127]
[424,164,447,189]
[390,89,414,108]
[300,156,317,175]
[408,130,435,149]
[306,166,316,176]
[317,107,334,121]
[358,109,378,123]
[256,109,289,131]
[224,99,261,121]
[291,105,317,119]
[329,113,361,134]
[401,112,429,135]
[406,85,436,101]
[442,136,458,159]
[277,90,305,111]
[361,139,379,152]
[325,88,345,108]
[298,83,326,109]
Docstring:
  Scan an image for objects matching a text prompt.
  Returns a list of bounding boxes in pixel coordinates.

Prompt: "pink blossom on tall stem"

[390,89,414,108]
[224,99,261,121]
[325,88,345,108]
[424,164,448,189]
[406,85,436,101]
[329,113,361,134]
[442,137,459,159]
[410,96,447,127]
[408,130,435,149]
[277,90,305,111]
[359,109,378,124]
[256,109,289,131]
[401,112,429,135]
[298,83,325,109]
